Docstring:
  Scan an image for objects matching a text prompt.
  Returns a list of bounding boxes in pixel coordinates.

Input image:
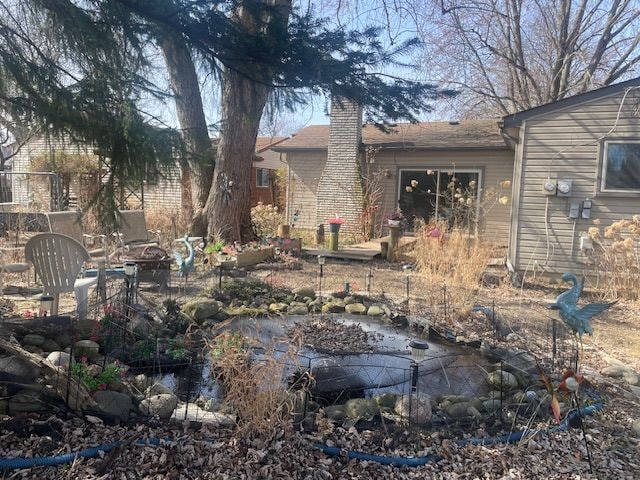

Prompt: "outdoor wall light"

[409,339,429,363]
[123,261,137,277]
[39,295,54,317]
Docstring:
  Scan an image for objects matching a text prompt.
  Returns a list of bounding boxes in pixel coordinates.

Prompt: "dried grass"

[413,221,495,307]
[143,207,190,247]
[208,332,299,439]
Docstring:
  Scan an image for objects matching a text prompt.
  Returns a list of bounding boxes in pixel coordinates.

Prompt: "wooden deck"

[303,235,417,261]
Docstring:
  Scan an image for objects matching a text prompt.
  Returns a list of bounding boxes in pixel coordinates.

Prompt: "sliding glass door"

[398,169,481,232]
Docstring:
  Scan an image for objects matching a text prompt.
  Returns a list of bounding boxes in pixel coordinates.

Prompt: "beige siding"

[285,148,514,244]
[512,89,640,276]
[285,151,326,229]
[375,150,514,245]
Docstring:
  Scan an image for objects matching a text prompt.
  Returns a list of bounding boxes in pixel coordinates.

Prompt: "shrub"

[251,202,285,238]
[587,216,640,300]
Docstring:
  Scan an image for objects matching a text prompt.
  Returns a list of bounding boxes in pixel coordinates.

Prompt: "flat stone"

[324,405,346,422]
[94,390,133,421]
[0,390,46,413]
[22,334,45,346]
[268,303,288,313]
[182,299,220,322]
[74,340,100,360]
[0,356,39,382]
[344,398,379,420]
[623,372,639,386]
[292,287,315,299]
[46,351,72,368]
[286,305,309,315]
[40,339,61,352]
[601,366,626,378]
[345,303,367,314]
[487,370,518,391]
[139,393,178,419]
[395,394,432,425]
[367,305,384,316]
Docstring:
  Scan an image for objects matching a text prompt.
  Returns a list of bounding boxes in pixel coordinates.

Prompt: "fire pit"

[121,245,172,290]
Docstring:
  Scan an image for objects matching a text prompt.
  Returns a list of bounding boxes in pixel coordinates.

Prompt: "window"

[398,168,481,231]
[602,141,640,192]
[256,168,269,188]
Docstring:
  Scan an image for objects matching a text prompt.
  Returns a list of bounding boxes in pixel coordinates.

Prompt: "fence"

[0,254,582,436]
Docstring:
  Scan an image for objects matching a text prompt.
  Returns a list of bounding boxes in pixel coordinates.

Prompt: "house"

[501,77,640,278]
[273,98,515,245]
[6,135,287,212]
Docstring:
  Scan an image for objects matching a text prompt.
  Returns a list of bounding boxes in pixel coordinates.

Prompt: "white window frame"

[256,168,270,188]
[397,167,483,233]
[600,140,640,193]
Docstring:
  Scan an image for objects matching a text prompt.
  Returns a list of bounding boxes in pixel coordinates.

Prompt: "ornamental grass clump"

[587,216,640,300]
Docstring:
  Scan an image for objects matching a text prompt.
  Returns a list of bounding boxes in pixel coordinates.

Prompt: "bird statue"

[551,272,616,339]
[173,235,196,286]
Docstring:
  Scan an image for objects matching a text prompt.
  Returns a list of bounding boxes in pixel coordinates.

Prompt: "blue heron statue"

[551,272,615,339]
[173,235,196,286]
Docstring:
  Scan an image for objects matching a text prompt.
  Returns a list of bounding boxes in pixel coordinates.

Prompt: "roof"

[273,120,509,151]
[502,76,640,128]
[255,136,288,153]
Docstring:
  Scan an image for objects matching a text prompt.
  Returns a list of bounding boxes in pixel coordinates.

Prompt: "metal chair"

[45,211,108,264]
[24,233,101,319]
[110,210,160,262]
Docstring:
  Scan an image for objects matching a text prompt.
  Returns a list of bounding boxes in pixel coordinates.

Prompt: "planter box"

[235,246,274,268]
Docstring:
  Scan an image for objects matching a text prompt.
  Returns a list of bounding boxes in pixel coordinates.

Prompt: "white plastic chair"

[24,233,101,319]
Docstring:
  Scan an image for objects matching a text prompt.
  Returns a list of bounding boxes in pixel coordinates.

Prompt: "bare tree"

[413,0,640,115]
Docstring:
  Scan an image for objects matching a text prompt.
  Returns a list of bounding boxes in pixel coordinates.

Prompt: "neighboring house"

[502,77,640,278]
[7,135,287,211]
[251,136,288,206]
[273,98,515,245]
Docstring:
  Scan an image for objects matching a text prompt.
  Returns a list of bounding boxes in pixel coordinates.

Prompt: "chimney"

[316,96,363,234]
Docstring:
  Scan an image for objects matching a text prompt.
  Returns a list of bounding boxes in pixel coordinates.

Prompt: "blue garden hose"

[0,438,162,470]
[315,444,441,467]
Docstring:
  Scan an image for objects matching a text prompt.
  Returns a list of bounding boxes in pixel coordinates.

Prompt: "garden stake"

[573,392,594,474]
[552,319,557,369]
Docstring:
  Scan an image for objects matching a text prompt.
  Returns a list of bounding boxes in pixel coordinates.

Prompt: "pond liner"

[457,402,603,447]
[314,444,442,467]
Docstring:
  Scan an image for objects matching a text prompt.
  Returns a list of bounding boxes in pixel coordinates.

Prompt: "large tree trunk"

[204,0,290,243]
[160,34,214,236]
[205,69,270,242]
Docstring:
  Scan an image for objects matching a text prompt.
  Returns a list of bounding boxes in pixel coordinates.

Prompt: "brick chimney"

[316,96,363,234]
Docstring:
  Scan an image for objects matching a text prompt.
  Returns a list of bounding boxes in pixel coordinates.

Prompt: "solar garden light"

[123,261,137,307]
[39,295,54,317]
[123,261,137,277]
[317,255,325,302]
[409,339,429,393]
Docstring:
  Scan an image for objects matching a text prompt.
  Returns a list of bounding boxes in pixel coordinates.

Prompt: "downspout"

[506,122,527,282]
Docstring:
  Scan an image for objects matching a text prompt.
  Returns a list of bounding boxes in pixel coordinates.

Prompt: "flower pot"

[388,219,401,228]
[328,222,342,234]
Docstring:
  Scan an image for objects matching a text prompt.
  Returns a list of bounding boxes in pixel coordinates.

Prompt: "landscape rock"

[46,351,72,368]
[487,370,518,391]
[345,303,367,314]
[373,393,397,409]
[292,287,315,299]
[74,340,100,360]
[632,419,640,437]
[133,374,149,392]
[287,305,309,315]
[54,333,72,349]
[395,394,432,425]
[344,398,379,420]
[601,365,626,378]
[94,390,133,421]
[268,303,288,313]
[367,305,384,316]
[0,356,39,382]
[40,339,61,352]
[447,401,475,418]
[182,299,220,322]
[146,383,173,396]
[321,302,345,314]
[623,372,638,386]
[390,315,409,328]
[482,399,502,412]
[0,390,46,413]
[139,393,178,419]
[22,334,45,346]
[324,405,346,422]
